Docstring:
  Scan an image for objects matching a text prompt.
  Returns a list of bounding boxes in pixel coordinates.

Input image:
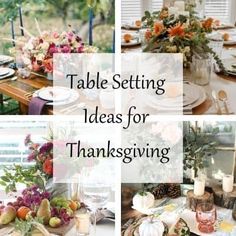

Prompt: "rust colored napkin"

[28,97,48,115]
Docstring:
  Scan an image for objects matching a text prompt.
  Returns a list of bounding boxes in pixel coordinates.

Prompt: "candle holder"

[196,203,217,233]
[75,212,91,236]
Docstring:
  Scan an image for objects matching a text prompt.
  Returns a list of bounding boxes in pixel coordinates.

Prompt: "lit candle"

[223,175,234,193]
[10,19,15,47]
[194,178,205,196]
[174,1,185,11]
[18,5,24,36]
[88,8,93,45]
[75,213,90,235]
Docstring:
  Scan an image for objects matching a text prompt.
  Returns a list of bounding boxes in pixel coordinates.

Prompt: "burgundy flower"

[61,45,71,53]
[48,43,58,55]
[39,142,53,154]
[27,152,36,161]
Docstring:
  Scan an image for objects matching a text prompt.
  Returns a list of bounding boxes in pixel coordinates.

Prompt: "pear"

[37,199,51,225]
[0,206,16,225]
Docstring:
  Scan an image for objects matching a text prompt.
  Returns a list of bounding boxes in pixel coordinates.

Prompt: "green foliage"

[0,0,115,25]
[0,164,45,193]
[183,123,218,178]
[14,217,44,236]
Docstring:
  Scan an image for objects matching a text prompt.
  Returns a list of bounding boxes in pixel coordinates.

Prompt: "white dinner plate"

[183,81,202,106]
[0,55,14,65]
[0,68,10,76]
[223,59,236,77]
[183,82,207,109]
[33,88,79,106]
[122,24,141,30]
[0,68,15,80]
[121,39,141,46]
[38,86,72,102]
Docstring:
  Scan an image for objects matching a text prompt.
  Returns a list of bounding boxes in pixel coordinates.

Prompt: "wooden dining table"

[0,71,114,115]
[121,27,236,115]
[0,74,53,115]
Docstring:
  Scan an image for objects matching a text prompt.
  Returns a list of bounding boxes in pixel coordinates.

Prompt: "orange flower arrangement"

[168,23,185,37]
[154,21,164,36]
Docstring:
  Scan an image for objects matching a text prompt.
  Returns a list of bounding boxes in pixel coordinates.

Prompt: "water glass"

[139,28,150,51]
[75,212,91,236]
[196,203,217,233]
[191,55,212,86]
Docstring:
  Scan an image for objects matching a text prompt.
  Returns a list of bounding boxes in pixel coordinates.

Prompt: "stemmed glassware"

[80,164,111,235]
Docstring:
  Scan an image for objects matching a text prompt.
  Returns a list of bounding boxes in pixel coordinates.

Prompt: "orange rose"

[168,23,185,37]
[202,17,213,29]
[153,21,164,36]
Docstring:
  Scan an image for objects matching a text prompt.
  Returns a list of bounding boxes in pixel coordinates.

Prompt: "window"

[205,0,232,23]
[121,0,163,23]
[0,121,48,199]
[151,0,163,11]
[121,0,143,23]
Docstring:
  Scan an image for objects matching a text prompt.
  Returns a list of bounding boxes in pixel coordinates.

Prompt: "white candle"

[223,175,234,193]
[174,1,185,11]
[75,213,90,235]
[194,178,205,196]
[178,11,190,17]
[169,7,178,16]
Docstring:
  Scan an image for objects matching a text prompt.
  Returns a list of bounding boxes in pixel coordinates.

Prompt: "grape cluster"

[7,185,50,211]
[51,207,72,225]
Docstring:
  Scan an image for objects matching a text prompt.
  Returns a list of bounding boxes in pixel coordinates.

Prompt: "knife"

[212,90,222,115]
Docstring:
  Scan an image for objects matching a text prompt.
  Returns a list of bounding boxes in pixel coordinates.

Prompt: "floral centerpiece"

[14,26,98,77]
[141,8,224,70]
[0,134,80,234]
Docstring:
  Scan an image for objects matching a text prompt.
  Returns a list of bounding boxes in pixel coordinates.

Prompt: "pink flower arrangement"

[20,30,87,73]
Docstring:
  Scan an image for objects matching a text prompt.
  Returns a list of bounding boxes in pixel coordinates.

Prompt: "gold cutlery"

[218,90,230,114]
[212,90,222,115]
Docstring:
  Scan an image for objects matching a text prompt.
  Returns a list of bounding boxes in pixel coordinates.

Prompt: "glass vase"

[191,55,212,86]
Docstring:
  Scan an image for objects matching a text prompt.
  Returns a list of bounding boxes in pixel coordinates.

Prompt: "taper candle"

[10,19,15,47]
[223,175,234,193]
[18,5,24,36]
[89,8,93,46]
[112,29,115,53]
[194,178,205,196]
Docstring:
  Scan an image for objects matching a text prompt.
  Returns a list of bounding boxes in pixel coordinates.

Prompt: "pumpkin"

[139,218,165,236]
[133,191,155,210]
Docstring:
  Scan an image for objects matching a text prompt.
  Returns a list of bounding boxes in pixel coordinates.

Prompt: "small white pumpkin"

[139,218,165,236]
[132,191,155,210]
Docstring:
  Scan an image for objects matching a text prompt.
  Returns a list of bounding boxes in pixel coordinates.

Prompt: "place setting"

[26,87,80,115]
[121,33,141,47]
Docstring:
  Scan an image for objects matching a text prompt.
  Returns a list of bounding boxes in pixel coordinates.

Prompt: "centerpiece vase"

[191,54,212,86]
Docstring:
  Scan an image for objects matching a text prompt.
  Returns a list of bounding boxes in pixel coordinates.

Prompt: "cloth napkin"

[28,97,48,115]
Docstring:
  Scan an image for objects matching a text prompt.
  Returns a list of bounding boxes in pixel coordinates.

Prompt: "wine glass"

[80,165,111,235]
[196,203,217,233]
